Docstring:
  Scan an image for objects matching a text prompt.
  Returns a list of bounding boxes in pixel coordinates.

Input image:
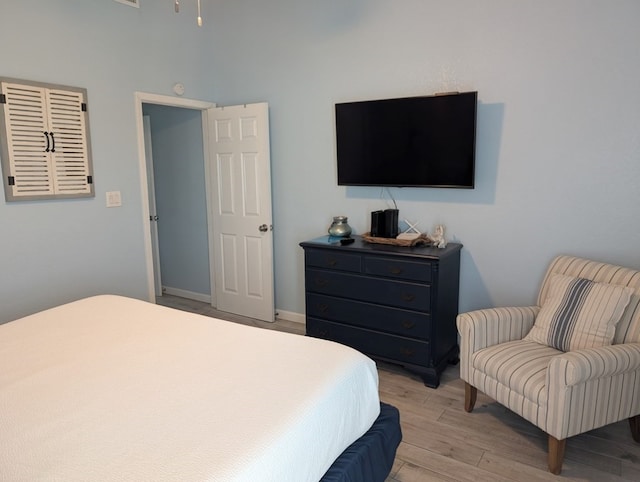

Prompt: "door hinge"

[8,176,15,185]
[81,102,87,112]
[87,175,93,184]
[0,94,6,104]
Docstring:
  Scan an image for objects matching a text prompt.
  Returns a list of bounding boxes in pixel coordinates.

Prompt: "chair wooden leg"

[464,382,477,413]
[629,415,640,443]
[548,435,566,475]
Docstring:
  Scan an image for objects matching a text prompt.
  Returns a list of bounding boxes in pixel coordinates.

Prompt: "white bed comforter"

[0,295,380,482]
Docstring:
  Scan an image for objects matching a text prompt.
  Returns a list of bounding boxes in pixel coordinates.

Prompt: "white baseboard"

[161,289,303,325]
[275,309,305,325]
[162,286,211,304]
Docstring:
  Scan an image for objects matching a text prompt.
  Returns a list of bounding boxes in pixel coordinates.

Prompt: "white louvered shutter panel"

[46,89,92,195]
[1,81,55,197]
[0,78,94,201]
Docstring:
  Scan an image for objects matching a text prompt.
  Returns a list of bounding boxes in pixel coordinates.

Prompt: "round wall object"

[173,83,185,96]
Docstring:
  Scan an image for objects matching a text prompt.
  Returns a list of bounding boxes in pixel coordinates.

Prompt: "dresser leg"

[418,370,440,388]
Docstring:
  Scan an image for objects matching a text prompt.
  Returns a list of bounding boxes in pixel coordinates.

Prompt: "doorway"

[134,92,216,305]
[143,104,211,303]
[134,92,275,322]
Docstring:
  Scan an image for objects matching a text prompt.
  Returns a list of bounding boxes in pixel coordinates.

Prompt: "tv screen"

[335,91,477,188]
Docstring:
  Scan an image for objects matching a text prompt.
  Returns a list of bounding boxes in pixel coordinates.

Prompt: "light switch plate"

[106,191,122,207]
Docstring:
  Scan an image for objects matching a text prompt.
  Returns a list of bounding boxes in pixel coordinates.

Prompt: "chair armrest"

[544,343,640,440]
[548,343,640,387]
[456,306,540,352]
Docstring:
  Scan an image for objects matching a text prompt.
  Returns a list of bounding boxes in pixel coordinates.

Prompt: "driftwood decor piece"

[361,232,432,247]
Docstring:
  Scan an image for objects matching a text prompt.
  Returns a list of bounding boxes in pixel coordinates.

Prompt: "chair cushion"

[537,256,640,344]
[471,340,561,405]
[525,273,633,352]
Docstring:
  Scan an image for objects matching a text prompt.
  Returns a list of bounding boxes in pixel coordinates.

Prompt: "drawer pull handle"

[319,329,329,337]
[400,347,415,357]
[390,267,403,275]
[314,278,329,287]
[401,293,415,302]
[317,303,329,313]
[402,321,416,329]
[327,258,338,266]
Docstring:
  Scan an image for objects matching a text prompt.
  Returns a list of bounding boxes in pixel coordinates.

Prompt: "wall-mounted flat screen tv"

[335,91,477,188]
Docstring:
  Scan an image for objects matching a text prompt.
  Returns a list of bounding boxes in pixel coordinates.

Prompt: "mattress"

[0,295,381,481]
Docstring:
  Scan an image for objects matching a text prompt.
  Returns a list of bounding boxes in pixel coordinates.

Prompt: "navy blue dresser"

[300,236,462,388]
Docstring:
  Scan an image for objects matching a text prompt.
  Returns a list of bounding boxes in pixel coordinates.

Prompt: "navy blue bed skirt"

[320,402,402,482]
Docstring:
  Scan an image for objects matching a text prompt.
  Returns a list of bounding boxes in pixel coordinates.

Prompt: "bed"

[0,295,401,481]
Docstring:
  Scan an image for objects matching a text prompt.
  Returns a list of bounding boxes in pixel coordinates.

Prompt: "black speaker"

[383,209,399,238]
[370,210,385,237]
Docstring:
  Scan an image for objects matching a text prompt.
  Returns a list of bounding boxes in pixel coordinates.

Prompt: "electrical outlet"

[106,191,122,207]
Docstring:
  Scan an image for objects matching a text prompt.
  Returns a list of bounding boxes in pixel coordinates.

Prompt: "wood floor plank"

[159,294,640,481]
[621,461,640,480]
[397,419,486,467]
[394,442,514,482]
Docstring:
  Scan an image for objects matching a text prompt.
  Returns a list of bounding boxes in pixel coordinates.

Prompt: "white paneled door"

[208,103,274,322]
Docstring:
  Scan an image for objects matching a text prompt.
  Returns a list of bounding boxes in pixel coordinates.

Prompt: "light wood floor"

[157,294,640,481]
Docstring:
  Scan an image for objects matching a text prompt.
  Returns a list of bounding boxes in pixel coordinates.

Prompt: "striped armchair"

[457,255,640,474]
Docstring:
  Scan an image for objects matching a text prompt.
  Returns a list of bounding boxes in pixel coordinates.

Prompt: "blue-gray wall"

[142,104,210,298]
[1,1,639,323]
[210,0,640,315]
[0,1,215,322]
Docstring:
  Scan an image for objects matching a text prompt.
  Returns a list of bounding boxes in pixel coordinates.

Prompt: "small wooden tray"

[361,232,432,247]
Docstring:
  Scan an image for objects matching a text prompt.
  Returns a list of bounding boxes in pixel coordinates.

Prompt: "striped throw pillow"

[525,273,633,352]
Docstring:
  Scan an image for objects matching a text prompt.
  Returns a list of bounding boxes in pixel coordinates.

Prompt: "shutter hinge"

[81,103,87,112]
[8,176,15,186]
[0,94,6,104]
[87,175,93,184]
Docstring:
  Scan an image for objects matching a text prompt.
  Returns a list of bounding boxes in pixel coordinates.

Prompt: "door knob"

[259,224,269,232]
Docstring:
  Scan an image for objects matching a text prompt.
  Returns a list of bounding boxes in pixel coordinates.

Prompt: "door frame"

[134,92,216,303]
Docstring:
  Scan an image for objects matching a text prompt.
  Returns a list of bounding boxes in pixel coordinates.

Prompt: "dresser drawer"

[306,268,430,311]
[364,256,432,282]
[305,248,361,273]
[307,318,430,366]
[306,293,430,339]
